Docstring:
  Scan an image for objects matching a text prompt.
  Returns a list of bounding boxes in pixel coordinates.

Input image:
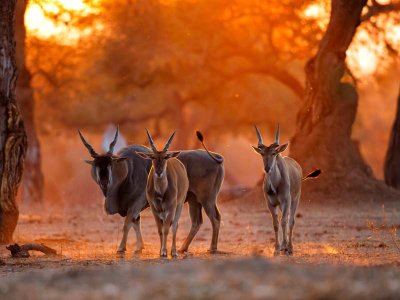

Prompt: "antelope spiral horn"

[254,125,263,146]
[163,131,176,152]
[145,128,158,152]
[78,130,98,158]
[107,125,119,155]
[275,123,280,144]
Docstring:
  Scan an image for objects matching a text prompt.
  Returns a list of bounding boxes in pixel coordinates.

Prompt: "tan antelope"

[136,130,189,258]
[252,124,320,256]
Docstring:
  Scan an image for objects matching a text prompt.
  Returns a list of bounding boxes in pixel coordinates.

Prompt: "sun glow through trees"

[25,0,100,43]
[302,1,400,78]
[24,0,400,77]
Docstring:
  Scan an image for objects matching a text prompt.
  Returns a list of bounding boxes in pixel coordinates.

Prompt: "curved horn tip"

[275,123,280,144]
[163,131,177,151]
[254,125,263,146]
[108,125,119,154]
[145,128,158,152]
[78,129,98,158]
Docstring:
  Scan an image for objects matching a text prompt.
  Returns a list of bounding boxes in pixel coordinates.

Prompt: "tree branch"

[362,0,400,22]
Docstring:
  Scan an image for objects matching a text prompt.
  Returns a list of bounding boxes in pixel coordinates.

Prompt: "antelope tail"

[302,169,321,181]
[196,131,224,164]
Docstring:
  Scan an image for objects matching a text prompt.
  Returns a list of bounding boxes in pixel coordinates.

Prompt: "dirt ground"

[1,195,400,299]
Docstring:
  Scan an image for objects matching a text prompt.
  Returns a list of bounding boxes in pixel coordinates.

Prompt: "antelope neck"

[154,173,168,196]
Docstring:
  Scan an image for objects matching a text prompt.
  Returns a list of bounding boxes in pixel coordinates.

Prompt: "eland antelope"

[79,127,224,256]
[136,130,189,258]
[79,127,151,254]
[252,124,320,255]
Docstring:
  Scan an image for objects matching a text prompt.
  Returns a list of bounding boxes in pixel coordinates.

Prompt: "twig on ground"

[6,243,57,258]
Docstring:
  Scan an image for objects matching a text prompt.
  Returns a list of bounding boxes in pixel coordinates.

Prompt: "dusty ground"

[1,196,400,299]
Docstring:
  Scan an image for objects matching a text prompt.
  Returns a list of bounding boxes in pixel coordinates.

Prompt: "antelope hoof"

[207,249,218,254]
[116,250,126,258]
[207,249,227,255]
[285,249,293,256]
[273,244,281,256]
[171,251,178,259]
[160,249,167,258]
[178,248,188,254]
[280,245,292,256]
[134,249,143,255]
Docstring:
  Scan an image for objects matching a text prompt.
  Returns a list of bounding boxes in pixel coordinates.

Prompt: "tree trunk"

[290,0,372,196]
[384,87,400,188]
[15,0,44,205]
[0,0,27,243]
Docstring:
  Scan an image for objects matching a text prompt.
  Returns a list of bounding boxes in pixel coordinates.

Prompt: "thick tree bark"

[384,88,400,188]
[0,0,27,243]
[15,0,44,204]
[290,0,372,191]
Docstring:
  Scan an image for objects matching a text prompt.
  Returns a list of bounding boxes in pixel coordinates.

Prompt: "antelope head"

[136,129,180,178]
[252,124,288,173]
[79,127,127,197]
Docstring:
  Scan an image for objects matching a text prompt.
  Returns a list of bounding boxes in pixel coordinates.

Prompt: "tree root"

[6,243,57,258]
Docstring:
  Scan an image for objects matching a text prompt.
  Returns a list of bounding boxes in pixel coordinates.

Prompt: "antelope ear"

[276,142,289,153]
[166,151,180,159]
[112,157,127,163]
[135,151,153,159]
[252,146,263,154]
[85,160,94,165]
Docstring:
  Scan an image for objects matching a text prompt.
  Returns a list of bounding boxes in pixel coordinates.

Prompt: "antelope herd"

[79,124,319,258]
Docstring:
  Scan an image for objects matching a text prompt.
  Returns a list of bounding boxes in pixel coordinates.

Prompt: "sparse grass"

[364,204,400,257]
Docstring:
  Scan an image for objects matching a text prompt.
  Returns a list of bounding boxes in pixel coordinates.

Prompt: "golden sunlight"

[25,0,98,43]
[347,29,386,77]
[303,4,323,19]
[348,46,379,77]
[323,245,339,255]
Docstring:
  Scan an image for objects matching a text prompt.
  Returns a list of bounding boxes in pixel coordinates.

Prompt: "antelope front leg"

[268,202,280,256]
[161,213,173,258]
[280,194,291,255]
[171,204,183,258]
[132,216,144,254]
[287,194,300,256]
[151,209,164,257]
[117,216,132,255]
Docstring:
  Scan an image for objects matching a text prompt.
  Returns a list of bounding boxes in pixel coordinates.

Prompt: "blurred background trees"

[16,0,44,205]
[16,0,400,204]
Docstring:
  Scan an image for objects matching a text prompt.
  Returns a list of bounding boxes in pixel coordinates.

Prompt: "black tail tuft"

[196,131,204,142]
[303,169,321,180]
[196,130,223,164]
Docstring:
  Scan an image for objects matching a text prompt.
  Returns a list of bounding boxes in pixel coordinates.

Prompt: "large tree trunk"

[0,0,27,243]
[384,87,400,188]
[290,0,373,197]
[15,0,44,205]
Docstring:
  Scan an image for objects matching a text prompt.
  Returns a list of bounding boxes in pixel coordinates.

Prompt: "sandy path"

[0,198,399,298]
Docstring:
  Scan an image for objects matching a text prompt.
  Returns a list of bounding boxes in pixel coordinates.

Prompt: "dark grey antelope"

[79,128,224,255]
[79,127,151,254]
[252,125,320,256]
[136,130,189,258]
